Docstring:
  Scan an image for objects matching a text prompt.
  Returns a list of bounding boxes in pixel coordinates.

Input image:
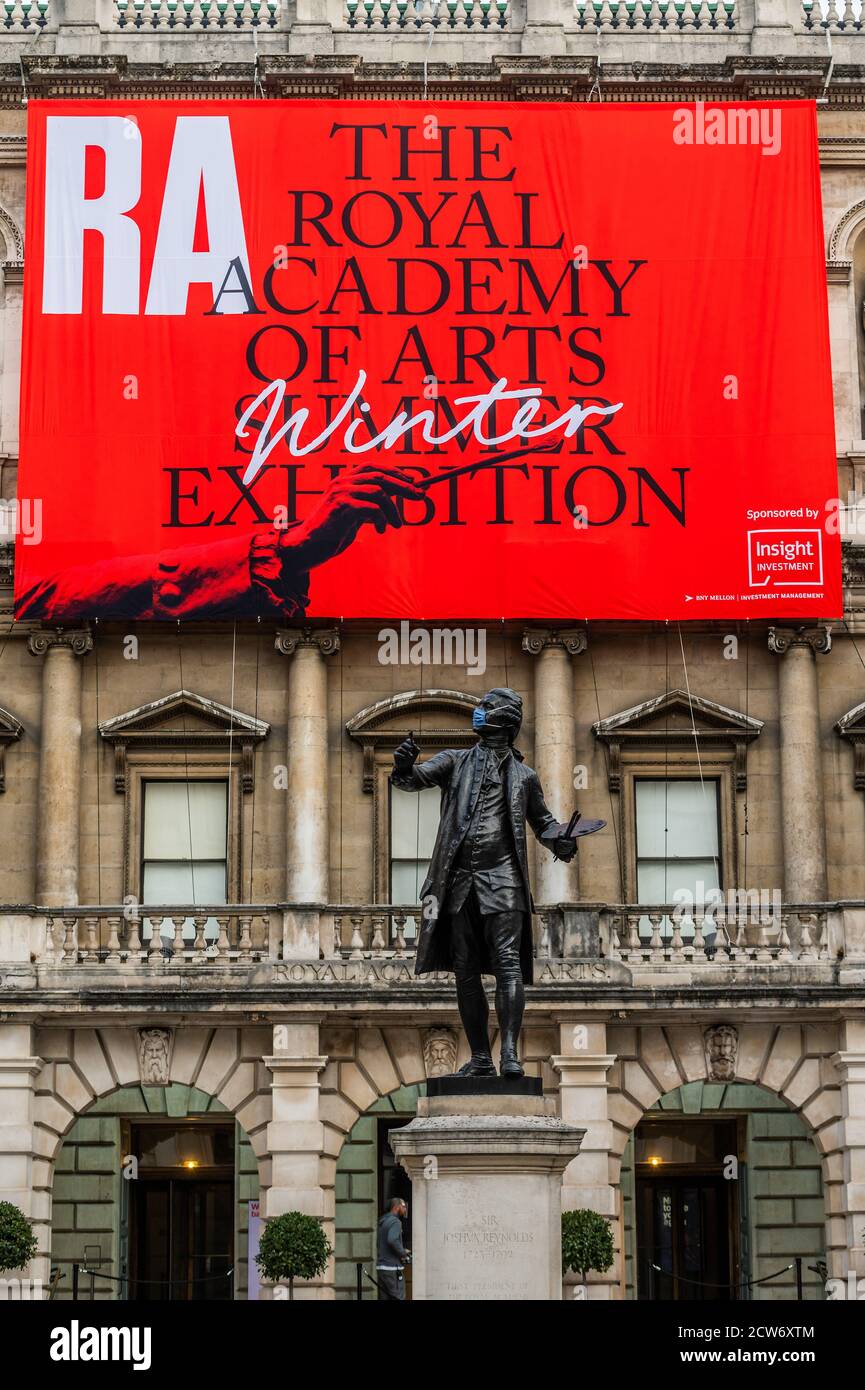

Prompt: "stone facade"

[1,0,865,1302]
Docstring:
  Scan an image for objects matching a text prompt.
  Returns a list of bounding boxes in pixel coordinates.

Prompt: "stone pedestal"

[390,1079,584,1301]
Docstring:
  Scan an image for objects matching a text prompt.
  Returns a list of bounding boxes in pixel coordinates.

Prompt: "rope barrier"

[650,1260,795,1291]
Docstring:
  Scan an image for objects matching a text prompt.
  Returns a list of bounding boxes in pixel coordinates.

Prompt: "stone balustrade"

[345,0,509,27]
[116,0,280,26]
[1,0,862,49]
[599,903,832,965]
[1,900,858,978]
[573,0,737,29]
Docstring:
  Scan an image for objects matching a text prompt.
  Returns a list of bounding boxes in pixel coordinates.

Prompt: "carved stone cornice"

[522,628,587,658]
[27,629,93,658]
[767,625,832,656]
[274,627,340,658]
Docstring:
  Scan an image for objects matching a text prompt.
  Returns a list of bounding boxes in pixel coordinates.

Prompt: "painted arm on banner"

[14,465,427,621]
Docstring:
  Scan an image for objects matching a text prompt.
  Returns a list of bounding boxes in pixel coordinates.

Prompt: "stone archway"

[606,1022,844,1288]
[32,1025,272,1290]
[620,1079,828,1300]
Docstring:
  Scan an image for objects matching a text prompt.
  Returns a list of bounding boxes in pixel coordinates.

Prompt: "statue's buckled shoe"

[499,1052,525,1078]
[455,1054,497,1077]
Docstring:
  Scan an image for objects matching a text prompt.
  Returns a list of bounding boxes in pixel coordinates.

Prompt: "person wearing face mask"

[391,688,603,1079]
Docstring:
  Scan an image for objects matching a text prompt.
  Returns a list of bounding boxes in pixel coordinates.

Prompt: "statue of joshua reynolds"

[391,688,603,1079]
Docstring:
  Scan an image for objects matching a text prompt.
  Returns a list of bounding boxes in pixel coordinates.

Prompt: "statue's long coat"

[391,743,561,985]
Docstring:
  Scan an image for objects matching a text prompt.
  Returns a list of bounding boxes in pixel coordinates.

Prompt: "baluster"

[370,916,387,955]
[62,915,78,963]
[333,916,343,956]
[44,915,57,965]
[692,913,705,958]
[127,914,142,961]
[626,913,641,961]
[87,915,102,963]
[669,913,685,961]
[349,915,365,960]
[392,914,407,957]
[608,915,622,961]
[193,914,208,961]
[755,914,772,962]
[817,915,829,959]
[238,914,253,960]
[148,917,163,964]
[734,916,748,958]
[216,915,231,960]
[103,916,120,963]
[777,917,792,960]
[798,913,817,958]
[648,913,664,958]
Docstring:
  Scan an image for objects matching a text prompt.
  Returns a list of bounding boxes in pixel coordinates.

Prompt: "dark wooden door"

[637,1176,733,1300]
[131,1177,233,1301]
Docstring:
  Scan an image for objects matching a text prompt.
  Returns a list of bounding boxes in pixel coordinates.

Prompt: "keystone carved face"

[704,1024,738,1082]
[422,1027,458,1079]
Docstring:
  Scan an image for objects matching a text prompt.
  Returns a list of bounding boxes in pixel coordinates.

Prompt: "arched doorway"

[49,1082,260,1301]
[333,1082,423,1300]
[621,1081,827,1301]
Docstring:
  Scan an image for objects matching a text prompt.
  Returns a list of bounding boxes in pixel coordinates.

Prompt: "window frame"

[620,753,738,905]
[124,754,244,908]
[633,774,723,908]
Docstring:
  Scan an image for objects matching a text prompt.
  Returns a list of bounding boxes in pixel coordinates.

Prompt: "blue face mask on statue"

[472,707,486,730]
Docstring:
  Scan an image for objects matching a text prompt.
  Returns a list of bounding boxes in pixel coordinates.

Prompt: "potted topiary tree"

[255,1211,332,1301]
[0,1201,38,1277]
[561,1208,615,1298]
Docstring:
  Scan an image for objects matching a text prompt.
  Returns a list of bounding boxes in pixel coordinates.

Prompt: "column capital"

[27,628,93,658]
[275,626,340,658]
[767,625,832,656]
[522,627,587,658]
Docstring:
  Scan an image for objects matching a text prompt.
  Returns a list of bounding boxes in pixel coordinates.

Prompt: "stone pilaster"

[832,1019,865,1286]
[767,626,831,902]
[0,1025,44,1278]
[263,1020,330,1299]
[522,628,586,905]
[275,627,339,917]
[552,1017,618,1300]
[28,629,93,908]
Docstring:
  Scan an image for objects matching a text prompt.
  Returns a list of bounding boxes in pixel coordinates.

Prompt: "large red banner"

[14,99,840,622]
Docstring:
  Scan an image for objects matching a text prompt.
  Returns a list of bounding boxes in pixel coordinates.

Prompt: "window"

[635,779,720,932]
[141,781,228,942]
[389,783,440,938]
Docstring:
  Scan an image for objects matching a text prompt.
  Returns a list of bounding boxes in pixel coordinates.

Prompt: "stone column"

[832,1019,865,1291]
[0,1024,44,1280]
[28,630,93,908]
[768,627,831,902]
[264,1019,330,1299]
[275,629,339,956]
[522,628,586,905]
[552,1017,619,1300]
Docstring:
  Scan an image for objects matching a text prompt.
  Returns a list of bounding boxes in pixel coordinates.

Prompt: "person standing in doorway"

[376,1197,409,1301]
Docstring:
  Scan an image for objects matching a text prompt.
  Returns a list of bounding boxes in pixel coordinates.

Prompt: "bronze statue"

[391,687,603,1079]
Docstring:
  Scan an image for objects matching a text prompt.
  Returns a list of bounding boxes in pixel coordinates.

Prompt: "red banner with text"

[14,98,840,621]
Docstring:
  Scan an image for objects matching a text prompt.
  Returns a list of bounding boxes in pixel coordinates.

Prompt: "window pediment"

[593,689,763,793]
[98,689,269,793]
[836,700,865,789]
[346,688,477,793]
[0,703,23,792]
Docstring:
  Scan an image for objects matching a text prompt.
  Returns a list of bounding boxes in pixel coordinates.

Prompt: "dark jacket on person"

[377,1210,407,1267]
[390,742,562,985]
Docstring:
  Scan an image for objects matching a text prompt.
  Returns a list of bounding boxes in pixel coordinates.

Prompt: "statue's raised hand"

[393,734,420,771]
